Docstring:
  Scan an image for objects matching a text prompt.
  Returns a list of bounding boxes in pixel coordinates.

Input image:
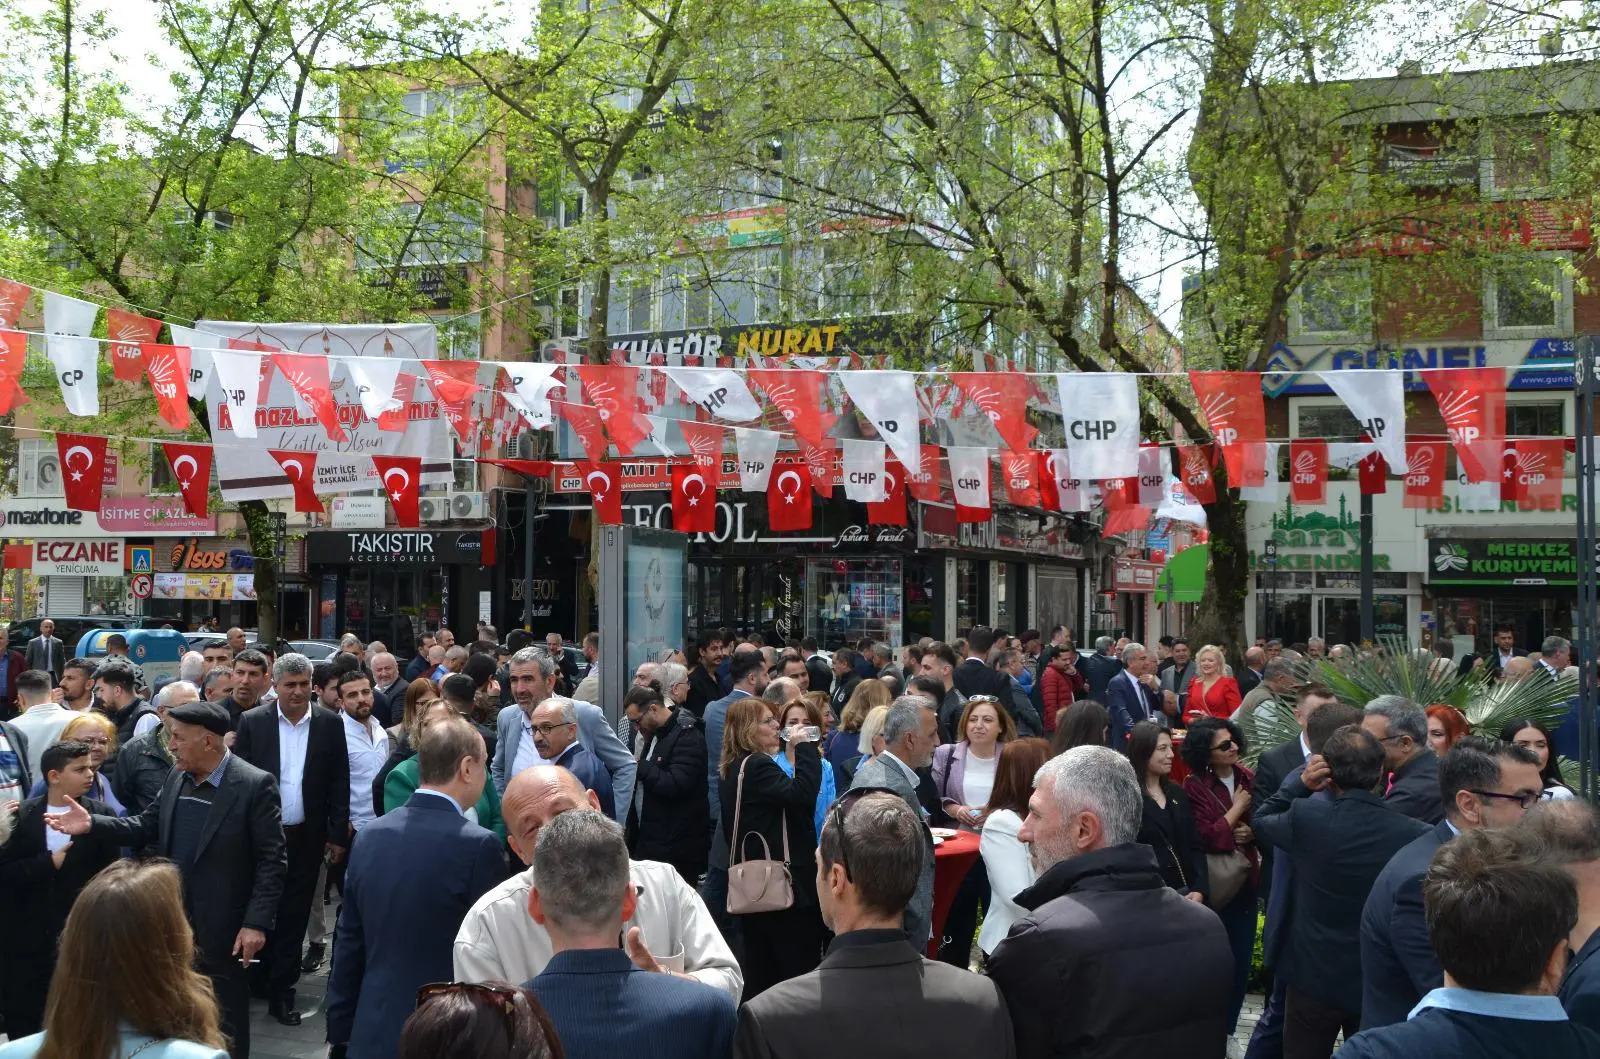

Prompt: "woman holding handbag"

[929,695,1014,969]
[1181,715,1258,1043]
[1127,721,1208,903]
[718,695,823,1000]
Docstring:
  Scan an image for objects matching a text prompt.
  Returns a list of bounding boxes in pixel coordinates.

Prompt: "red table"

[1169,729,1190,784]
[928,829,982,957]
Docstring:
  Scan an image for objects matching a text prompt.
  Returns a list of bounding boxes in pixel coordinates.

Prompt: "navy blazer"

[1255,776,1430,1014]
[1359,819,1454,1028]
[325,791,506,1059]
[1384,750,1444,825]
[1563,930,1600,1033]
[1253,736,1308,903]
[527,948,735,1059]
[1337,1004,1600,1059]
[1104,671,1161,749]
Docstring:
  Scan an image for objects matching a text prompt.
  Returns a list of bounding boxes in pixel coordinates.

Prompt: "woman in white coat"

[976,736,1054,959]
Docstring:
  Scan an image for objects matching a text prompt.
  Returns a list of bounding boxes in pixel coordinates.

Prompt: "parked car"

[290,639,341,661]
[7,615,137,653]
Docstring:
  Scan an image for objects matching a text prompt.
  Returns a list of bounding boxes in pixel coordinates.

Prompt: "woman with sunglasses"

[718,694,823,999]
[400,981,563,1059]
[1181,716,1258,1043]
[1500,719,1574,800]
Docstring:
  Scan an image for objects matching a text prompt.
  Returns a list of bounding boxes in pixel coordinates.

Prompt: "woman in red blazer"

[1183,644,1242,724]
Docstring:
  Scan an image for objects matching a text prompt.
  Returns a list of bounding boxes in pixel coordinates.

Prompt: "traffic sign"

[130,573,153,599]
[130,546,153,574]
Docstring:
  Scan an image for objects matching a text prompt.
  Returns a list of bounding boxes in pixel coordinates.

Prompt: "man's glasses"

[826,785,899,881]
[1470,788,1542,809]
[530,721,575,736]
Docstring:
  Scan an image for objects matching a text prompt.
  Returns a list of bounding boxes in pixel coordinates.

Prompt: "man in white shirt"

[10,670,71,779]
[1538,636,1572,680]
[453,765,741,1000]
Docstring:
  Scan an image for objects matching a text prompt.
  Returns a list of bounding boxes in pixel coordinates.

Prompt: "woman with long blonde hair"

[824,677,892,771]
[0,860,228,1058]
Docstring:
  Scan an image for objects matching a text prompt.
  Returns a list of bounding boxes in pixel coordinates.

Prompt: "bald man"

[452,767,741,1000]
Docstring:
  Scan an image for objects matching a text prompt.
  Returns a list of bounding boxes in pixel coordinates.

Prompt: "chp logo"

[1436,389,1482,448]
[1200,390,1240,447]
[1182,449,1211,486]
[1404,445,1438,488]
[1512,446,1551,487]
[1291,448,1320,486]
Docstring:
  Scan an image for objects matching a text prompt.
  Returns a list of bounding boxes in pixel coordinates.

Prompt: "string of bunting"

[0,275,1572,540]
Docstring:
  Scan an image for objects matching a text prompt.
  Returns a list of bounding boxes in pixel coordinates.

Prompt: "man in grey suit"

[23,619,64,684]
[734,791,1013,1059]
[47,699,287,1059]
[848,694,938,950]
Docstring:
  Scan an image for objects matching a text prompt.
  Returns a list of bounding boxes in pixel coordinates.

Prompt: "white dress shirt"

[277,705,313,826]
[343,710,391,831]
[509,714,553,780]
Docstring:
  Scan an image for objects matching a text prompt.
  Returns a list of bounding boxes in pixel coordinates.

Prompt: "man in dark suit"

[1236,645,1266,698]
[801,636,831,698]
[525,809,736,1059]
[735,791,1013,1058]
[0,624,28,719]
[22,619,64,685]
[1339,828,1600,1059]
[1254,726,1430,1053]
[0,739,121,1037]
[1077,636,1123,701]
[47,699,287,1058]
[685,630,726,718]
[1360,736,1544,1029]
[623,684,708,887]
[1524,800,1600,1033]
[1484,623,1529,681]
[369,650,408,728]
[1361,696,1443,824]
[953,626,1012,702]
[828,648,862,719]
[233,653,349,1026]
[1105,643,1165,750]
[326,714,506,1059]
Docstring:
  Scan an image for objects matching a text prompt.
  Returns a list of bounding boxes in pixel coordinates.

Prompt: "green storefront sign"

[1252,496,1394,571]
[1428,539,1576,586]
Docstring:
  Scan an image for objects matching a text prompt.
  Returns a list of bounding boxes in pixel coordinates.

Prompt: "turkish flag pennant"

[1000,450,1041,508]
[1289,439,1328,504]
[1039,451,1065,511]
[0,331,29,415]
[421,361,482,443]
[1422,367,1506,483]
[905,444,943,503]
[768,464,815,531]
[161,442,212,518]
[378,374,417,432]
[371,455,421,528]
[56,433,110,512]
[800,440,838,498]
[671,462,717,534]
[1402,440,1447,509]
[575,364,647,455]
[140,344,191,430]
[677,419,725,471]
[273,352,347,441]
[951,373,1038,451]
[1358,449,1388,495]
[1499,444,1525,504]
[1512,438,1565,507]
[748,369,837,449]
[0,279,30,327]
[1190,372,1268,486]
[867,461,908,526]
[268,449,323,513]
[106,308,161,382]
[579,461,623,525]
[558,400,612,459]
[1102,504,1153,538]
[1178,444,1217,505]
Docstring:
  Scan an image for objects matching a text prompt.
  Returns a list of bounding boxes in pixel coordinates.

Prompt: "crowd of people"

[0,617,1595,1059]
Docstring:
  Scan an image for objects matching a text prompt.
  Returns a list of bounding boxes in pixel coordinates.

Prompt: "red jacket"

[1041,664,1089,731]
[1183,676,1241,723]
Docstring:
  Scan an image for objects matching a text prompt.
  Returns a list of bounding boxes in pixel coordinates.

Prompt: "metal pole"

[521,477,538,632]
[1574,336,1598,800]
[1359,491,1375,645]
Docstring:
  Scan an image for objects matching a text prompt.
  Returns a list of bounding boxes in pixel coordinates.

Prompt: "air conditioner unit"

[419,495,452,523]
[450,491,488,520]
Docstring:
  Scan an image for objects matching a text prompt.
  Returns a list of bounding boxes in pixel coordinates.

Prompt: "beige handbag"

[726,756,795,915]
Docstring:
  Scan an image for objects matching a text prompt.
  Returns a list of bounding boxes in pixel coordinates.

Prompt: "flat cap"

[168,699,231,737]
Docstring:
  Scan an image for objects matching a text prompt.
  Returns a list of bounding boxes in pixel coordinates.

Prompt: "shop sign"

[32,539,124,577]
[1256,499,1394,571]
[918,504,1085,560]
[830,524,913,549]
[97,497,217,535]
[153,572,256,601]
[329,496,387,529]
[1113,558,1164,594]
[616,498,918,550]
[1262,336,1574,398]
[511,577,561,620]
[0,497,212,538]
[165,538,255,573]
[603,313,917,362]
[306,530,484,565]
[1427,538,1575,586]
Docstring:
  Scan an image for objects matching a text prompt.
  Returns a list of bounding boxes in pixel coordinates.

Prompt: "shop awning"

[1155,544,1209,604]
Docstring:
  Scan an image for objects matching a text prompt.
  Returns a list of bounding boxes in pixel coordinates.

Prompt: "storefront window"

[1035,569,1079,641]
[956,559,986,635]
[902,557,938,643]
[994,563,1014,632]
[806,558,902,648]
[85,577,129,616]
[340,568,444,650]
[1433,595,1574,657]
[1255,572,1312,645]
[1322,595,1408,645]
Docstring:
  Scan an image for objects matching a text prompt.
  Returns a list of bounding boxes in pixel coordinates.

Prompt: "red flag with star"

[140,344,191,429]
[767,463,814,532]
[274,352,346,441]
[671,462,716,533]
[371,455,421,528]
[269,449,323,513]
[161,442,212,518]
[0,330,29,415]
[579,461,622,525]
[57,433,109,512]
[107,308,161,383]
[1358,449,1388,495]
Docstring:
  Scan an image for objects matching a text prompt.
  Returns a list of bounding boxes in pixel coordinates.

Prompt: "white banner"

[1238,443,1282,503]
[46,335,100,416]
[663,367,764,422]
[839,370,921,471]
[1155,477,1208,528]
[1138,447,1166,505]
[343,357,406,418]
[1455,467,1502,511]
[1318,370,1408,472]
[841,438,888,502]
[498,361,564,430]
[641,416,677,458]
[32,538,124,577]
[1326,442,1376,470]
[168,325,216,399]
[1043,449,1087,512]
[209,350,262,440]
[735,428,781,492]
[197,321,449,501]
[43,291,99,337]
[947,446,992,510]
[1056,373,1140,479]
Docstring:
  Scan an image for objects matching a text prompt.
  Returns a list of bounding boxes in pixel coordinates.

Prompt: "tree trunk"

[239,499,278,644]
[1186,485,1250,666]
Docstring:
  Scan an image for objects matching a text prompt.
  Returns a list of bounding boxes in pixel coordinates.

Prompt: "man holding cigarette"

[45,698,287,1058]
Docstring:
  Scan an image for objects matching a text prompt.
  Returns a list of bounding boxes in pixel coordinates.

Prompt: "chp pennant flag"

[904,444,943,503]
[1509,438,1565,507]
[1423,367,1505,483]
[663,366,765,422]
[140,344,192,430]
[1001,450,1041,509]
[1138,446,1166,506]
[950,373,1038,452]
[671,462,717,534]
[497,361,564,430]
[274,352,345,441]
[839,370,921,472]
[161,442,213,518]
[1177,444,1217,505]
[677,419,726,471]
[1040,450,1087,513]
[841,439,889,503]
[107,308,161,383]
[371,455,422,528]
[1403,440,1447,509]
[210,349,262,438]
[747,369,837,449]
[1318,370,1408,472]
[1289,439,1328,504]
[56,433,110,512]
[801,439,837,498]
[1191,371,1268,487]
[1055,372,1140,479]
[0,330,29,415]
[946,446,992,523]
[344,357,406,420]
[574,364,646,454]
[166,325,216,400]
[735,428,782,492]
[0,278,30,327]
[767,463,814,532]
